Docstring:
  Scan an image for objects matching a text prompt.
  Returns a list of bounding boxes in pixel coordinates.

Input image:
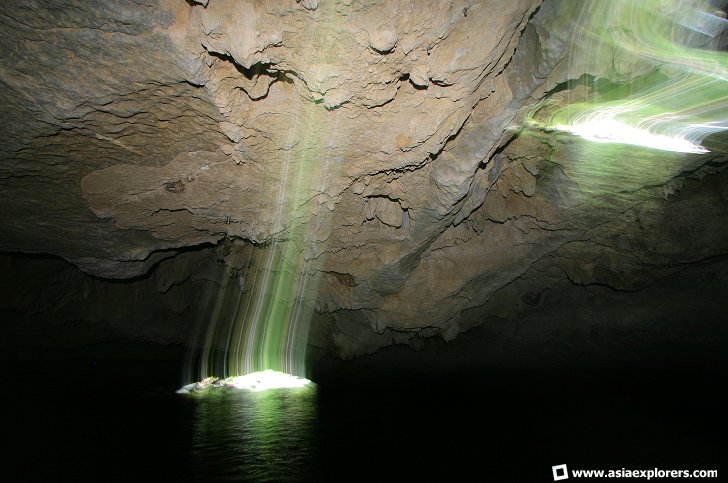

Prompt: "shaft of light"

[529,0,728,154]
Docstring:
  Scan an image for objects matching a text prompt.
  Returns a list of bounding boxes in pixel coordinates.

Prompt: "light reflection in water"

[189,386,318,481]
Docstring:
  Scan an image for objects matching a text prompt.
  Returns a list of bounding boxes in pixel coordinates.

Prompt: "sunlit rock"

[177,370,313,394]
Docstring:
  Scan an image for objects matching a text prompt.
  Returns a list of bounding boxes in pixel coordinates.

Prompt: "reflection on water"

[189,386,318,481]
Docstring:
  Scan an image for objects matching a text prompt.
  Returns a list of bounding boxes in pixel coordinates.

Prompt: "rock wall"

[1,0,726,358]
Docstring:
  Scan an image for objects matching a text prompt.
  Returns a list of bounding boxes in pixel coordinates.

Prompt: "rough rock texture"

[1,0,727,358]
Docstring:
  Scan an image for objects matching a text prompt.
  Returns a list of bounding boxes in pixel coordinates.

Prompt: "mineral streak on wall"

[528,0,728,154]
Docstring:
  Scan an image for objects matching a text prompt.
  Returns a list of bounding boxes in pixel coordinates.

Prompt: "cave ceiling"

[1,0,727,357]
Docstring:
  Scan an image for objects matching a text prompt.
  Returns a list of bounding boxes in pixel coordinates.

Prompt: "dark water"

[188,386,319,482]
[4,347,727,482]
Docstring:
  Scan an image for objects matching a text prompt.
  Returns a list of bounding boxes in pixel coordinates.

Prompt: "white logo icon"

[552,464,569,481]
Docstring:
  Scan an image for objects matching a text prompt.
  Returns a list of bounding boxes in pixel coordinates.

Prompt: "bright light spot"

[526,0,728,155]
[225,370,312,391]
[177,370,312,394]
[554,118,709,154]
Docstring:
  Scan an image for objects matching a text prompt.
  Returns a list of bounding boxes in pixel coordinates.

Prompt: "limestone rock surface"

[1,0,727,358]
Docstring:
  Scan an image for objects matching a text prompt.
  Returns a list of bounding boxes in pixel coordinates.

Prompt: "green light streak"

[185,5,350,387]
[529,0,728,153]
[200,111,329,382]
[188,122,328,384]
